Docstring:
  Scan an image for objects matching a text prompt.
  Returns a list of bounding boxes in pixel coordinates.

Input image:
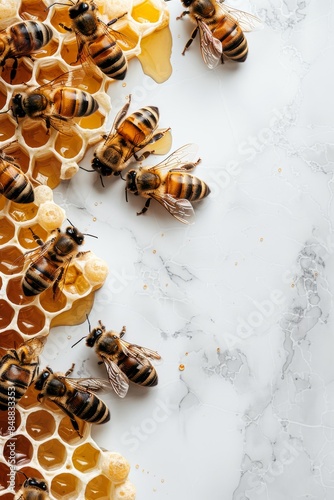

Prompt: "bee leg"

[65,363,75,376]
[28,227,45,247]
[120,326,126,337]
[107,12,128,27]
[134,128,171,161]
[52,267,64,299]
[59,23,72,32]
[53,400,83,438]
[182,26,198,55]
[176,10,189,20]
[9,57,18,83]
[137,199,151,216]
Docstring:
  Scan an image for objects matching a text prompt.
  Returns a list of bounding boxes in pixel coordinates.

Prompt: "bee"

[0,149,34,204]
[59,0,128,80]
[14,476,49,500]
[21,223,87,297]
[0,337,44,411]
[89,95,170,180]
[177,0,261,67]
[81,320,161,398]
[10,70,99,134]
[125,143,210,224]
[34,364,110,437]
[0,20,53,82]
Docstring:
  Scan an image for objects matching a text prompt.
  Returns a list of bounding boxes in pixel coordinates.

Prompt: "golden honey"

[3,434,33,466]
[72,443,100,472]
[38,439,67,470]
[17,305,46,335]
[0,217,15,244]
[51,473,81,499]
[26,410,57,440]
[0,299,15,328]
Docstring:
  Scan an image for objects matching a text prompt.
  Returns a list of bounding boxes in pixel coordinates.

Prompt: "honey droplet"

[179,364,185,371]
[259,237,264,242]
[278,167,282,173]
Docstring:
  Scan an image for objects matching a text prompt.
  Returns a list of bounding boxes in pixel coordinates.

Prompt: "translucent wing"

[217,2,263,31]
[64,376,111,393]
[150,193,195,224]
[36,68,89,91]
[120,340,161,361]
[197,19,223,69]
[147,144,200,174]
[101,355,129,398]
[47,114,76,136]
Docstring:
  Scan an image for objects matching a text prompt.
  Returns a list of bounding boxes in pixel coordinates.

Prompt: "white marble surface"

[43,0,334,498]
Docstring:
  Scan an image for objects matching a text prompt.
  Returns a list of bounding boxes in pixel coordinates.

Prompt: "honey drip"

[138,26,173,83]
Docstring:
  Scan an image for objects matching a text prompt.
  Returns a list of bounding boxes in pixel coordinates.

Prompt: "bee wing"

[119,339,161,361]
[197,19,223,69]
[64,376,111,393]
[217,1,263,31]
[12,237,55,272]
[35,68,88,91]
[147,144,200,174]
[101,355,129,398]
[150,193,195,224]
[48,114,75,136]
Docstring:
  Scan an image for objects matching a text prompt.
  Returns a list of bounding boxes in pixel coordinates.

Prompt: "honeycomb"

[0,0,172,185]
[0,0,172,496]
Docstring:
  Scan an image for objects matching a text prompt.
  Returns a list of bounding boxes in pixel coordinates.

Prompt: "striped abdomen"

[88,35,127,80]
[118,106,159,146]
[66,390,110,424]
[117,352,158,387]
[0,361,34,410]
[167,172,211,201]
[53,88,99,118]
[211,16,248,62]
[9,21,53,56]
[22,256,60,296]
[0,161,34,203]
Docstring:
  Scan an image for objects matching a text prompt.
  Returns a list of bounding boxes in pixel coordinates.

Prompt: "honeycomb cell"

[85,474,111,500]
[17,305,46,335]
[3,434,33,466]
[58,415,88,445]
[0,299,15,329]
[55,130,83,159]
[78,111,105,130]
[0,330,24,357]
[51,473,81,499]
[0,494,14,500]
[17,224,48,249]
[1,58,33,86]
[26,410,56,441]
[35,60,69,86]
[2,142,31,174]
[19,0,49,21]
[132,0,161,23]
[6,277,35,306]
[38,439,67,470]
[0,217,15,245]
[39,286,67,313]
[50,5,72,34]
[72,443,100,472]
[8,200,38,222]
[21,120,49,148]
[15,466,46,491]
[0,80,7,110]
[0,115,16,142]
[0,462,11,491]
[0,246,24,274]
[18,384,39,410]
[0,409,21,437]
[32,153,62,189]
[60,37,80,67]
[117,26,140,51]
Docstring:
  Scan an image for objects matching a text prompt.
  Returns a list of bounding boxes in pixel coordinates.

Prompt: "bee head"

[125,170,138,194]
[24,478,48,491]
[69,0,90,18]
[35,368,52,391]
[66,225,84,246]
[91,156,118,177]
[11,94,26,118]
[181,0,193,6]
[86,326,103,347]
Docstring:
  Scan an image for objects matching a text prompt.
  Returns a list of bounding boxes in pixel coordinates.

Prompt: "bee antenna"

[125,187,128,203]
[71,336,86,348]
[79,165,96,173]
[119,172,126,181]
[83,232,98,239]
[17,470,28,479]
[66,218,75,226]
[86,314,91,332]
[45,1,73,9]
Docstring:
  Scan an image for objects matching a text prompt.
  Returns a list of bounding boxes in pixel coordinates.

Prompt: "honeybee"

[0,337,44,411]
[14,476,49,500]
[89,95,170,179]
[21,223,87,297]
[0,20,53,82]
[125,143,210,224]
[59,0,128,80]
[177,0,261,67]
[84,320,161,398]
[34,364,110,437]
[10,70,99,134]
[0,149,34,204]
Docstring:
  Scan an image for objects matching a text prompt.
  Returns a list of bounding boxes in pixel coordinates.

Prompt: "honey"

[8,201,38,222]
[54,131,84,159]
[79,111,105,130]
[1,58,33,85]
[0,299,15,329]
[17,305,46,335]
[17,224,48,249]
[15,466,45,490]
[132,0,161,23]
[60,38,80,67]
[72,443,100,472]
[35,61,69,85]
[0,116,16,142]
[51,473,81,499]
[3,434,33,466]
[0,330,24,355]
[0,408,21,436]
[38,438,67,470]
[0,217,15,245]
[21,120,49,148]
[6,278,35,306]
[85,474,111,500]
[17,385,39,410]
[26,410,56,441]
[0,463,11,491]
[138,25,173,83]
[33,153,62,189]
[50,5,72,33]
[58,415,88,445]
[19,0,49,20]
[0,246,24,274]
[39,286,67,313]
